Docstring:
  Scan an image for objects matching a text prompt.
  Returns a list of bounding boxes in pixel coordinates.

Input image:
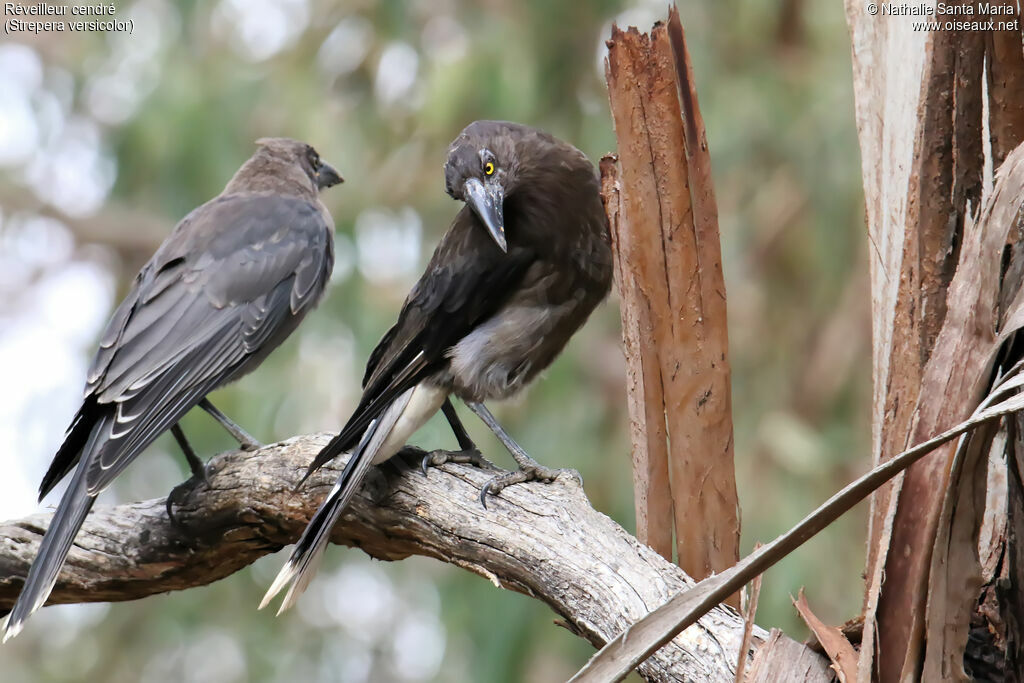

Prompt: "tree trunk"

[846,2,1024,679]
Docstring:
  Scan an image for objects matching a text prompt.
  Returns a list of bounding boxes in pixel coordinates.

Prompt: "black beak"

[316,162,344,189]
[463,178,506,252]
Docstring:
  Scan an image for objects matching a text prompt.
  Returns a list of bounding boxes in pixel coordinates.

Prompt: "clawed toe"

[166,483,188,527]
[420,448,494,476]
[165,466,211,527]
[165,495,179,526]
[478,465,579,509]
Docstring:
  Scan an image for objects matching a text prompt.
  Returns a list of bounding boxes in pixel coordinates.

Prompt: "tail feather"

[297,351,430,486]
[3,422,105,642]
[260,416,383,613]
[39,398,101,502]
[262,384,423,612]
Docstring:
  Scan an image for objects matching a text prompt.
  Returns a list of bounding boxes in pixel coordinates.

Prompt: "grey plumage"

[262,121,613,612]
[3,138,342,641]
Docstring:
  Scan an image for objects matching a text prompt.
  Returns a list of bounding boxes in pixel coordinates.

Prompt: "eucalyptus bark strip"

[604,10,739,586]
[846,2,1024,678]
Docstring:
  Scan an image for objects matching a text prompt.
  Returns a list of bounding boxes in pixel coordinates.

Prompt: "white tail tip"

[2,616,23,644]
[259,559,299,612]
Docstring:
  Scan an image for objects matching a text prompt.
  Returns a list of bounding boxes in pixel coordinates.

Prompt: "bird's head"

[443,122,528,253]
[254,138,344,192]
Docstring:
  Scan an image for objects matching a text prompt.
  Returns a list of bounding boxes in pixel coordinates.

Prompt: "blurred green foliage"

[0,0,869,680]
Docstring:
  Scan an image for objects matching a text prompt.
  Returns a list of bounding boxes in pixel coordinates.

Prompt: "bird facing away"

[1,138,343,642]
[261,120,613,612]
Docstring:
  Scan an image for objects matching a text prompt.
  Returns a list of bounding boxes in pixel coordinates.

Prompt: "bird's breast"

[445,286,592,402]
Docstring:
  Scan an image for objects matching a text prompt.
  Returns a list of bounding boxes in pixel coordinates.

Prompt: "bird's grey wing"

[308,210,534,472]
[79,194,333,494]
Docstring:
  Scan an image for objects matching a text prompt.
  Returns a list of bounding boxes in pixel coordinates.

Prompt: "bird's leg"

[198,398,262,451]
[444,398,476,451]
[170,424,208,482]
[420,399,494,475]
[166,423,208,525]
[465,401,582,508]
[465,401,544,470]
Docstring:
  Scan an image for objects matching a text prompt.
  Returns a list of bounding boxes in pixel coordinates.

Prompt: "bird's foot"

[420,447,495,476]
[165,485,186,527]
[479,463,582,509]
[165,464,211,527]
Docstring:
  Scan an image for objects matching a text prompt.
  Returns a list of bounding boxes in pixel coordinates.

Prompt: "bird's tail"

[38,399,100,502]
[259,388,416,614]
[2,422,105,642]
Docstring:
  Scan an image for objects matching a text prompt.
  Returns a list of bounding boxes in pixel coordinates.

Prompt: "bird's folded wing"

[309,217,536,472]
[78,194,333,494]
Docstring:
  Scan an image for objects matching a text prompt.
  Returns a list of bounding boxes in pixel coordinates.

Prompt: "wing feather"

[73,193,332,495]
[308,208,534,471]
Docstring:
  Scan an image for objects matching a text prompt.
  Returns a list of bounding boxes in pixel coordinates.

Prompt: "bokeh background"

[0,1,870,681]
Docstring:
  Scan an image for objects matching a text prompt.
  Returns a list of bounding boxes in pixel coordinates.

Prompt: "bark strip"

[846,2,1024,678]
[604,11,739,585]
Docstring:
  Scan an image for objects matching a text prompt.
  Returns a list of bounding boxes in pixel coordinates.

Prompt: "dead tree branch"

[0,435,815,682]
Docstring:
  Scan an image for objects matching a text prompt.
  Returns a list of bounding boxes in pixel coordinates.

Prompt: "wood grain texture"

[846,1,1024,671]
[871,24,986,682]
[604,14,739,586]
[746,630,836,683]
[985,9,1024,168]
[919,149,1024,681]
[843,20,950,668]
[602,154,674,561]
[1,436,761,682]
[844,4,1010,680]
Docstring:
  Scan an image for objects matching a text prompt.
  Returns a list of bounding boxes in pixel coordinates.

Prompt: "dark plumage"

[2,138,342,641]
[262,121,613,611]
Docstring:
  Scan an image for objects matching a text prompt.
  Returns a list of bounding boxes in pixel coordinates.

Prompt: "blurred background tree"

[0,0,867,680]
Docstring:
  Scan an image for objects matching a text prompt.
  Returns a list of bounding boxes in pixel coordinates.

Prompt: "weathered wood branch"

[0,434,792,682]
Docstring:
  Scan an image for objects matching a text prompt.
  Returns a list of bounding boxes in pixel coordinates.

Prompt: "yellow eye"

[484,162,495,176]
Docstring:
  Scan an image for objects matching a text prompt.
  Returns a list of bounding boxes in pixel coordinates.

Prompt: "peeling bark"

[846,0,1024,674]
[985,8,1024,168]
[793,590,859,682]
[603,13,740,588]
[602,154,675,562]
